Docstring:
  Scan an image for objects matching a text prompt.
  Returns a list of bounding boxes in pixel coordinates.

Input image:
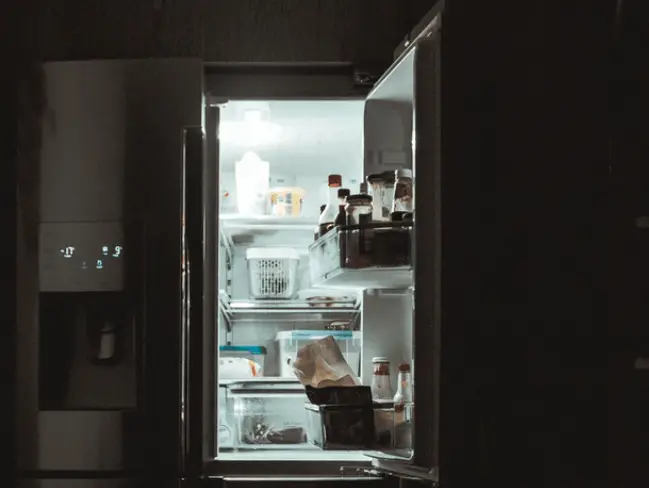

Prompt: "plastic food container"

[246,248,300,299]
[219,345,267,376]
[269,187,306,217]
[228,381,309,448]
[304,402,394,450]
[276,330,361,378]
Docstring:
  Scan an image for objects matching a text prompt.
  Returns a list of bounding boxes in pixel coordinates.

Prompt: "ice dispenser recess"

[38,221,136,410]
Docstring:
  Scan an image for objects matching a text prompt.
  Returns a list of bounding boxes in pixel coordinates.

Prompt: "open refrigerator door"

[206,6,442,484]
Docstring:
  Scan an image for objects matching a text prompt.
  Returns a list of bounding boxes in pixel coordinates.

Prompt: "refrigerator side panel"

[411,33,441,471]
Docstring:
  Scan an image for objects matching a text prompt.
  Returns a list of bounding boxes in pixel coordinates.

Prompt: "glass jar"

[367,172,395,221]
[344,194,373,226]
[392,168,413,213]
[371,357,393,401]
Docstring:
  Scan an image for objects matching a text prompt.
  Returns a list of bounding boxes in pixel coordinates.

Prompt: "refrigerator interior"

[214,55,417,464]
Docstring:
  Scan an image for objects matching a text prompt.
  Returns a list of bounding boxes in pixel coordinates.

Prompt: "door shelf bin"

[304,403,395,450]
[308,223,413,290]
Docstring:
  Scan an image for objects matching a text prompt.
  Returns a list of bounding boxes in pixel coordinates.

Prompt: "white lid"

[395,168,413,179]
[246,247,299,260]
[372,356,390,363]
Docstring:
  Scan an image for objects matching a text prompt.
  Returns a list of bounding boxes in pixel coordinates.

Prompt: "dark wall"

[17,0,437,72]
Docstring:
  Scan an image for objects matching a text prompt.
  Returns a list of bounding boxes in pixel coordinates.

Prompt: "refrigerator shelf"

[220,214,319,248]
[221,214,318,231]
[309,223,413,290]
[219,293,360,327]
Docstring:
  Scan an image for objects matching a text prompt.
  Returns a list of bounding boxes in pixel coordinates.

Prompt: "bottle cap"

[372,357,389,363]
[328,174,342,187]
[347,194,373,203]
[398,363,411,372]
[337,188,351,199]
[395,168,413,179]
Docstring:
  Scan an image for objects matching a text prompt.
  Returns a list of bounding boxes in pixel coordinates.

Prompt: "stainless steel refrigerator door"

[13,59,203,481]
[363,10,442,482]
[125,59,203,479]
[182,104,219,475]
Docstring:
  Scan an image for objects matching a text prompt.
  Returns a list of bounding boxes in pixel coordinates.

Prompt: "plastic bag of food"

[292,335,360,388]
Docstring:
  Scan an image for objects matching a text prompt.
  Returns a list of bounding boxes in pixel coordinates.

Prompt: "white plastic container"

[246,248,300,299]
[235,151,269,215]
[219,345,267,376]
[276,330,361,378]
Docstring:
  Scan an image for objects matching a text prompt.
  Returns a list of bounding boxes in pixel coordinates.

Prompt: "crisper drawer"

[227,382,310,449]
[308,223,412,290]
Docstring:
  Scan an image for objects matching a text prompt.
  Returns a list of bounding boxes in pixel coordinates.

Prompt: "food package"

[292,335,360,388]
[219,357,261,379]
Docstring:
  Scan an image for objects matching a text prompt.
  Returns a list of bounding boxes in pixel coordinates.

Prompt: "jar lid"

[347,193,373,203]
[372,356,390,363]
[380,170,396,183]
[398,363,411,372]
[395,168,413,179]
[328,174,342,187]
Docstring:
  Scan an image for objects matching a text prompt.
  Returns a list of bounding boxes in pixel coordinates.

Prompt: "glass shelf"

[220,214,318,231]
[220,294,360,327]
[219,214,318,247]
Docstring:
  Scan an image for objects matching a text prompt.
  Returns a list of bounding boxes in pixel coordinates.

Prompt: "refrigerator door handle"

[182,125,206,476]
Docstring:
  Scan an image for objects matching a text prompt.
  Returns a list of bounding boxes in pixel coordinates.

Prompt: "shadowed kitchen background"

[1,0,637,487]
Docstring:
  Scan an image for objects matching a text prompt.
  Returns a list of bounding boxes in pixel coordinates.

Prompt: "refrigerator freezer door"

[362,12,441,481]
[12,59,203,481]
[182,104,220,474]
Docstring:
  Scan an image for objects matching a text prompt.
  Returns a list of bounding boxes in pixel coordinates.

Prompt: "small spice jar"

[371,357,393,401]
[392,168,413,213]
[345,194,373,226]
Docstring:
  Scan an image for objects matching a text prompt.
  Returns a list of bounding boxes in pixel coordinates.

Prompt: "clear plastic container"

[228,382,309,448]
[276,330,361,378]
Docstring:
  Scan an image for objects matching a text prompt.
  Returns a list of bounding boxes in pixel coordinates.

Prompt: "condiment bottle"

[314,204,326,241]
[393,362,413,448]
[371,357,393,401]
[318,174,342,237]
[393,363,413,415]
[392,168,413,213]
[334,188,351,227]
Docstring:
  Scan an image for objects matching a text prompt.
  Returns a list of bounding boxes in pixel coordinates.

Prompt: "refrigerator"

[12,5,445,488]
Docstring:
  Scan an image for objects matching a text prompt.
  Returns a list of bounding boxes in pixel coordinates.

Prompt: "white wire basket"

[246,248,300,299]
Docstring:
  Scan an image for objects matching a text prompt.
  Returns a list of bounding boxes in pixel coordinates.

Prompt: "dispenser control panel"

[39,222,125,292]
